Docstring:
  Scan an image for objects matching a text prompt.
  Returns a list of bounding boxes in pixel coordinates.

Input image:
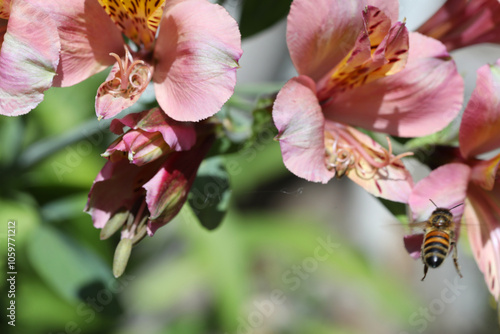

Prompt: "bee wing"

[408,221,428,233]
[402,221,427,260]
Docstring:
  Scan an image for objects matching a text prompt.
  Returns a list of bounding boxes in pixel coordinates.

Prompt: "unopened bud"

[113,238,133,278]
[100,210,129,240]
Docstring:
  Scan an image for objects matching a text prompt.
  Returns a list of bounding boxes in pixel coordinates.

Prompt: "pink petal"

[153,0,242,122]
[95,60,152,120]
[324,32,464,137]
[0,1,60,116]
[466,182,500,300]
[104,130,170,166]
[459,61,500,158]
[110,108,196,151]
[342,127,413,202]
[409,163,471,223]
[286,0,366,81]
[29,0,124,87]
[417,0,500,51]
[272,76,335,183]
[367,0,398,22]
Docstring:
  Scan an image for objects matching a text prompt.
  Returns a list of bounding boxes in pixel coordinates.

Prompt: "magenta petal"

[153,0,242,122]
[325,32,464,137]
[85,159,158,229]
[110,108,196,151]
[286,0,366,81]
[145,138,213,236]
[0,1,59,116]
[459,61,500,158]
[272,76,335,183]
[409,163,471,223]
[30,0,124,87]
[403,234,424,260]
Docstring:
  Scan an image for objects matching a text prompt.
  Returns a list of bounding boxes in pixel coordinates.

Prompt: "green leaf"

[239,0,293,38]
[27,225,114,304]
[188,157,232,230]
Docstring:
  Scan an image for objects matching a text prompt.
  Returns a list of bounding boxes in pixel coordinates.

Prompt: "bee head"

[430,208,453,226]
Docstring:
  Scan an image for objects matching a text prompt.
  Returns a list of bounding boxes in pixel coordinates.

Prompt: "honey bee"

[413,200,464,281]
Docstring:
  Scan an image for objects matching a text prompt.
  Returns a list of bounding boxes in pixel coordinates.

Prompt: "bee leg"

[421,264,428,281]
[452,241,463,278]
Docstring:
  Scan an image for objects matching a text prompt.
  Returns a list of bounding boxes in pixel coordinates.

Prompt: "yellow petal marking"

[98,0,165,50]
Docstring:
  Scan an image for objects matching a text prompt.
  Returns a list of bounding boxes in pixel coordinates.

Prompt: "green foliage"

[188,157,232,230]
[28,225,114,304]
[239,0,293,38]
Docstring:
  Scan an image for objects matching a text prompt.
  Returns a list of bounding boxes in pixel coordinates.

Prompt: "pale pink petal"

[110,108,196,151]
[343,127,413,202]
[95,60,152,120]
[29,0,124,87]
[459,61,500,158]
[286,0,366,81]
[153,0,242,122]
[367,0,398,22]
[324,32,464,137]
[409,163,471,223]
[272,76,335,183]
[466,182,500,300]
[0,1,59,116]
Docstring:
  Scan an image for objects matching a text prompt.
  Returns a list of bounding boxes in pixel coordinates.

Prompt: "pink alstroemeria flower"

[32,0,242,121]
[0,0,60,116]
[272,0,464,202]
[404,60,500,299]
[417,0,500,51]
[85,108,213,276]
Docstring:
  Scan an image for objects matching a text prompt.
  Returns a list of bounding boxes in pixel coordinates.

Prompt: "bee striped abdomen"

[422,230,450,268]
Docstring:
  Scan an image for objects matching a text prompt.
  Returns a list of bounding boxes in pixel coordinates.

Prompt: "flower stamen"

[325,124,413,179]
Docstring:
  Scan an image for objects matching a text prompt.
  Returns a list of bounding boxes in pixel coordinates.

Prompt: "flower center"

[104,48,152,97]
[318,7,408,102]
[324,123,412,179]
[98,0,165,50]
